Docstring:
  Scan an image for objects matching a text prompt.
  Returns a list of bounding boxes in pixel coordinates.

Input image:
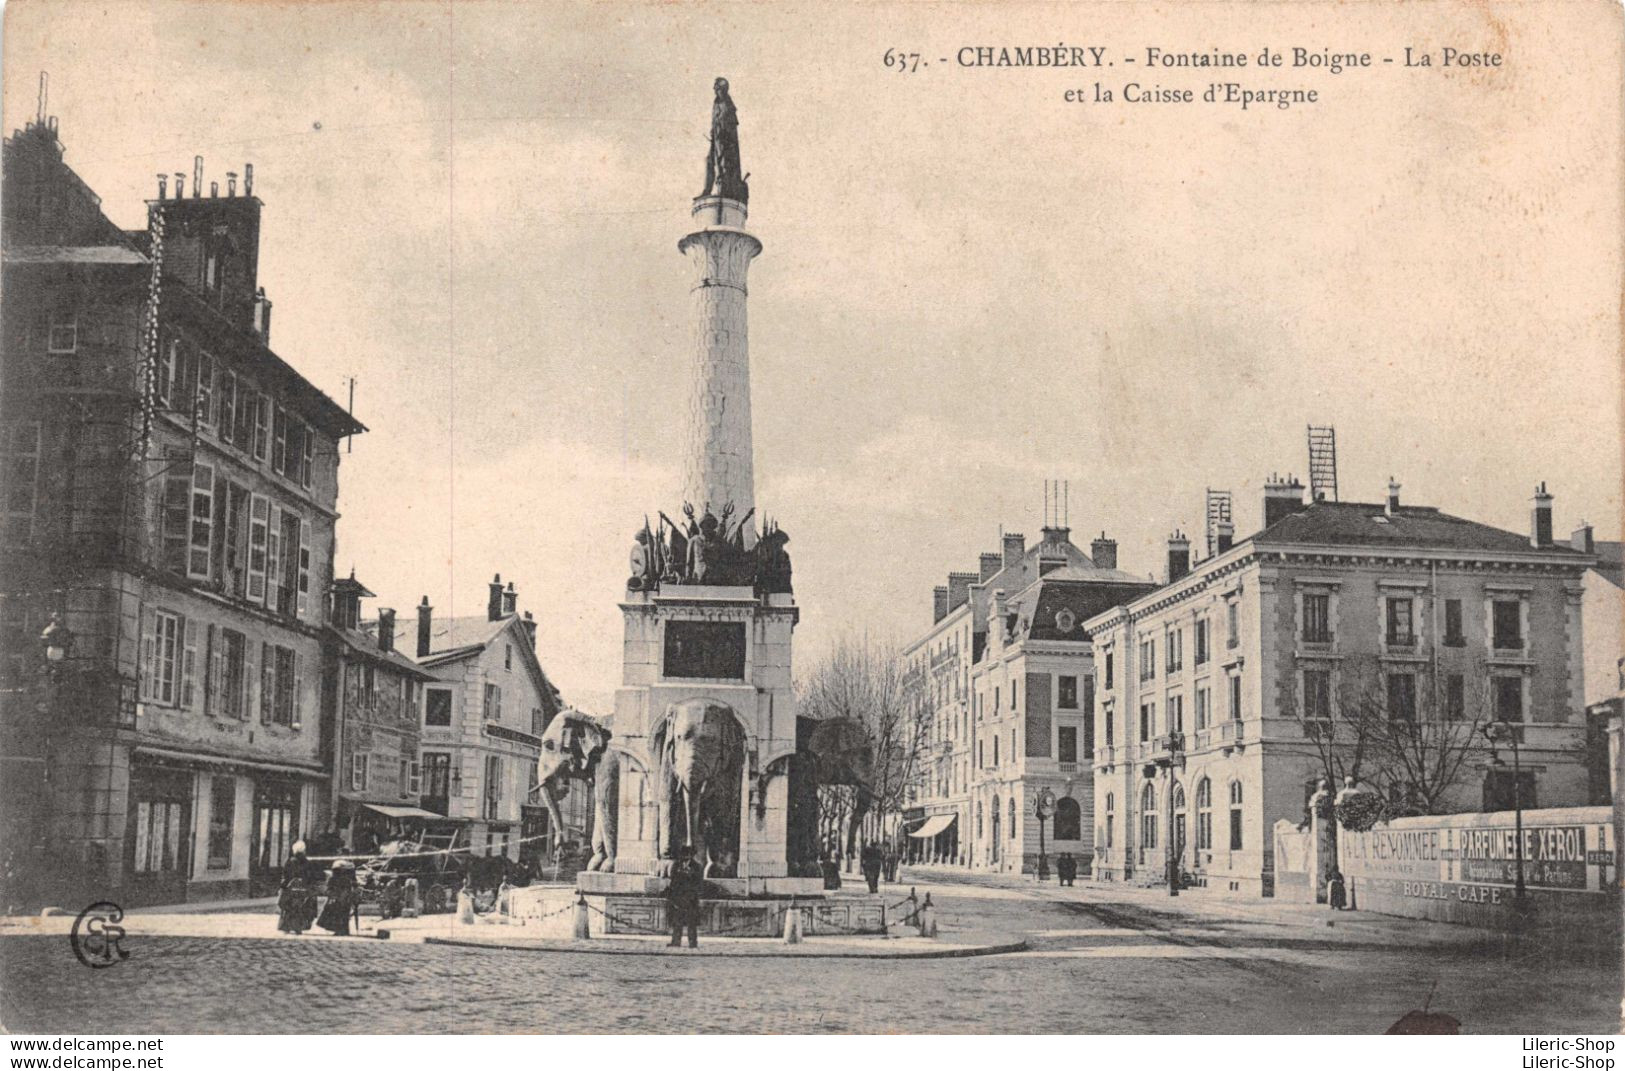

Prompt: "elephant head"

[658,699,744,875]
[534,709,611,850]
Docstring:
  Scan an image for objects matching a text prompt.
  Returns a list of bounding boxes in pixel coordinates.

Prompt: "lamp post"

[1035,787,1055,881]
[1482,721,1529,915]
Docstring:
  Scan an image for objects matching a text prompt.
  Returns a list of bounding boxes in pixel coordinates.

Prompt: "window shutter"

[180,617,198,708]
[247,495,268,603]
[260,641,273,724]
[240,637,255,721]
[162,470,191,573]
[139,605,157,702]
[292,651,304,730]
[203,623,218,715]
[296,518,311,620]
[266,504,283,610]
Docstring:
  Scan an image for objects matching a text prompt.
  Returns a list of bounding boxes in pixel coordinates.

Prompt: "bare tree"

[797,631,931,853]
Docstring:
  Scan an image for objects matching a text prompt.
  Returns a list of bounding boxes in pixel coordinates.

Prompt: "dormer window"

[1055,609,1076,633]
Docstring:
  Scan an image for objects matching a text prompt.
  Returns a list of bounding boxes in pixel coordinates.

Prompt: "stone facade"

[1087,485,1595,898]
[1,119,362,906]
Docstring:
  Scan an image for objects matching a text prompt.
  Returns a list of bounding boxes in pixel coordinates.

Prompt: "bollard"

[782,901,804,944]
[572,894,591,940]
[917,893,937,938]
[456,888,475,925]
[402,878,421,919]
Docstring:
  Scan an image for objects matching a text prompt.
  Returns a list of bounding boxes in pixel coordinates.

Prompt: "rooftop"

[1251,500,1589,556]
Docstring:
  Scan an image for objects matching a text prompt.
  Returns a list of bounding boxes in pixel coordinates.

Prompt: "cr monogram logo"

[70,901,131,969]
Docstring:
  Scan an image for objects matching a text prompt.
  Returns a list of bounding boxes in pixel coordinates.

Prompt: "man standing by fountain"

[666,846,703,949]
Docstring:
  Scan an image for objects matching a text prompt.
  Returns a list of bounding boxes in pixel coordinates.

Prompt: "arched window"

[1171,782,1187,813]
[1105,792,1115,848]
[1140,782,1158,850]
[1008,797,1017,840]
[1053,796,1082,841]
[1228,780,1244,850]
[1196,777,1213,851]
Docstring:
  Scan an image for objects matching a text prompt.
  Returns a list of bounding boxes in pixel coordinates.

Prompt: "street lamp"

[1482,720,1529,916]
[1034,787,1055,881]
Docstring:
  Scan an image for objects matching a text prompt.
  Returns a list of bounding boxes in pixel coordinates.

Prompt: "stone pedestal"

[609,583,798,878]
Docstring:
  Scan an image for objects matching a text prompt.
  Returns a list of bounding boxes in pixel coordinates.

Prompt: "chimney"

[156,174,168,199]
[1167,530,1191,584]
[209,181,218,198]
[1040,525,1071,548]
[1002,532,1026,569]
[947,572,975,612]
[487,573,504,622]
[1531,482,1553,548]
[979,552,1002,582]
[1572,522,1595,555]
[377,608,396,653]
[522,610,537,650]
[244,162,254,196]
[1091,532,1118,571]
[227,171,238,197]
[1263,474,1306,530]
[502,580,518,617]
[417,596,433,658]
[933,586,949,624]
[1215,520,1235,555]
[174,173,185,199]
[1386,477,1402,516]
[252,288,273,342]
[192,155,203,198]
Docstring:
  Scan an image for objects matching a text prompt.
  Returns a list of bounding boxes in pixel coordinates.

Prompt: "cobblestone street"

[1,874,1618,1034]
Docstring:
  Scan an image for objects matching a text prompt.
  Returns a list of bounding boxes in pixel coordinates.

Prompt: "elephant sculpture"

[656,699,745,877]
[534,709,620,872]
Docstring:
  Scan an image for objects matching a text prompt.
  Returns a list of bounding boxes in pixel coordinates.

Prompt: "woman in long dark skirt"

[317,860,358,936]
[277,843,320,935]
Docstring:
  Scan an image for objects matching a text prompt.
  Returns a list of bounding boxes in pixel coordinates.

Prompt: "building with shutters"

[1086,476,1596,897]
[901,525,1154,873]
[1,115,363,907]
[406,577,579,866]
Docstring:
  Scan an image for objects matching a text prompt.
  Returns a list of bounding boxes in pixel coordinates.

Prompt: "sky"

[5,1,1621,713]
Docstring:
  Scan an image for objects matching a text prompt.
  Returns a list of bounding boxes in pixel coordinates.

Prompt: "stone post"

[573,894,592,940]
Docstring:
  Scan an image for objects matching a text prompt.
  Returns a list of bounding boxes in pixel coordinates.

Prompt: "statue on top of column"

[699,77,749,204]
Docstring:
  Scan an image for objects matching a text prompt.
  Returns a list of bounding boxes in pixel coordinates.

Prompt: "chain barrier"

[507,899,578,925]
[309,830,560,866]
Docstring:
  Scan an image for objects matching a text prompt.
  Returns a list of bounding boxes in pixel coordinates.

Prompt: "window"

[207,777,235,869]
[1386,597,1416,646]
[1140,783,1158,850]
[1494,675,1524,723]
[1445,673,1466,720]
[361,664,377,707]
[1168,694,1184,734]
[1103,706,1114,747]
[1104,793,1115,848]
[531,707,546,737]
[976,802,984,840]
[1228,782,1244,850]
[1386,673,1417,722]
[1166,629,1183,673]
[195,353,215,428]
[300,427,315,489]
[1444,599,1465,646]
[1139,702,1153,742]
[220,483,249,598]
[252,394,271,461]
[1058,675,1078,709]
[272,406,287,474]
[1226,599,1240,648]
[3,422,41,546]
[1104,651,1114,690]
[47,310,77,354]
[131,800,185,874]
[484,755,503,820]
[247,495,269,602]
[350,752,369,792]
[1229,674,1242,721]
[484,683,502,721]
[1009,797,1016,840]
[423,753,451,803]
[220,628,247,719]
[399,758,413,797]
[277,512,301,617]
[217,371,237,445]
[422,687,453,727]
[1058,726,1078,764]
[145,609,183,706]
[232,383,255,453]
[260,643,299,727]
[1194,685,1210,731]
[1492,600,1523,650]
[1303,669,1332,722]
[1303,593,1331,643]
[1194,618,1210,665]
[1140,638,1156,681]
[993,735,1000,766]
[505,644,513,671]
[1196,778,1213,851]
[1054,797,1081,840]
[188,462,215,579]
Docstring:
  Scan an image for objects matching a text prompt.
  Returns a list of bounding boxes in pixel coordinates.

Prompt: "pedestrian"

[379,876,405,921]
[1329,869,1348,910]
[884,843,900,883]
[861,842,882,894]
[821,848,842,891]
[666,846,703,949]
[316,859,358,936]
[277,842,319,934]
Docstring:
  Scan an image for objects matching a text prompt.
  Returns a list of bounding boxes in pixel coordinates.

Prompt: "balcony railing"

[1218,721,1245,745]
[1153,732,1186,756]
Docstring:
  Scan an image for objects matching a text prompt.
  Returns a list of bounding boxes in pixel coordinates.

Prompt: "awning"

[360,804,443,820]
[133,746,324,780]
[908,813,957,839]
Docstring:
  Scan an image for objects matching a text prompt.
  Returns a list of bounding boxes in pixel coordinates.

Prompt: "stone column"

[678,196,761,548]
